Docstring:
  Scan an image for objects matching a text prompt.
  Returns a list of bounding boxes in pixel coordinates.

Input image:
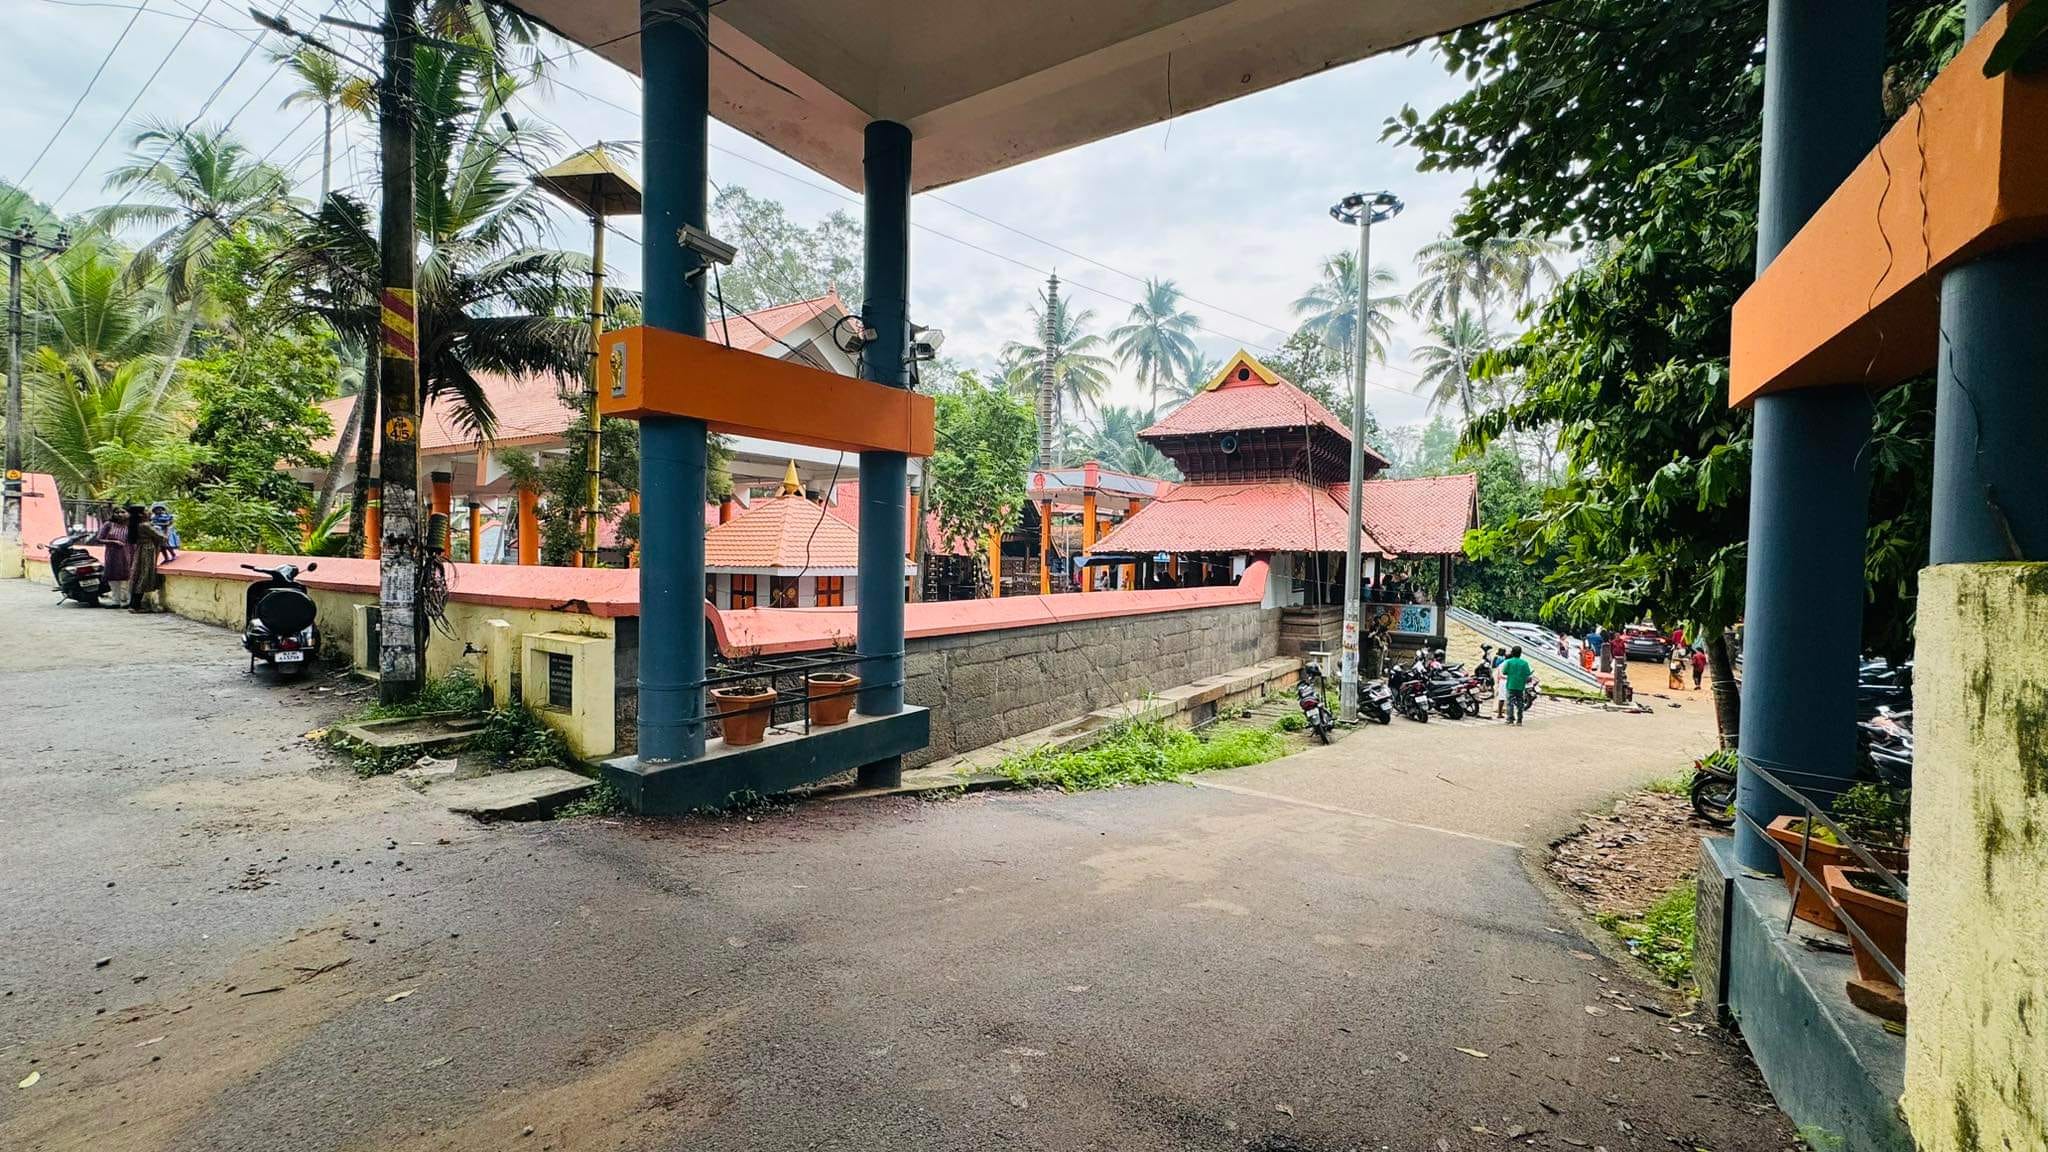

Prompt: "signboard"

[384,414,418,444]
[1366,602,1441,638]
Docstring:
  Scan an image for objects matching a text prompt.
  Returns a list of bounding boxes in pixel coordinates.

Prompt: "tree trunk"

[310,381,365,530]
[345,368,379,554]
[1706,631,1741,750]
[152,297,203,396]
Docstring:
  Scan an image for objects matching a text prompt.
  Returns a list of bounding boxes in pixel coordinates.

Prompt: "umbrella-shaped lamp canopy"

[531,144,645,218]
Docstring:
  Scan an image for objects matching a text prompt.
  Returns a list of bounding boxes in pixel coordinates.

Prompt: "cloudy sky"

[5,0,1490,429]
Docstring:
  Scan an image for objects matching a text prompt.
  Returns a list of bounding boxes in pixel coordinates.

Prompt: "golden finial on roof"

[781,460,803,497]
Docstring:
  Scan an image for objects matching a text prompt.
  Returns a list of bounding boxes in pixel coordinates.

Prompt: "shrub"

[997,720,1283,792]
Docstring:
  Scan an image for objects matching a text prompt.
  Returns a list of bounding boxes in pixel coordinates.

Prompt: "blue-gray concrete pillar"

[855,120,912,789]
[1735,0,1887,872]
[635,0,710,762]
[1929,0,2048,566]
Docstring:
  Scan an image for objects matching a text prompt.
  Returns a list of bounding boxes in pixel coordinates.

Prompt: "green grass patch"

[1539,681,1605,702]
[323,669,574,778]
[1644,772,1691,796]
[997,719,1285,792]
[557,777,627,818]
[1596,882,1697,987]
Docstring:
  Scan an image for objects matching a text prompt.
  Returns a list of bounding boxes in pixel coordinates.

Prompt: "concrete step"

[434,768,594,820]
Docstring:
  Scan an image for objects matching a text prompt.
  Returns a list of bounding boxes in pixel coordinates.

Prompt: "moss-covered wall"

[1904,563,2048,1152]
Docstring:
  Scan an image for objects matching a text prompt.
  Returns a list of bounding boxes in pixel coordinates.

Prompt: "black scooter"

[1295,662,1335,743]
[48,527,109,606]
[1357,678,1395,725]
[242,562,321,676]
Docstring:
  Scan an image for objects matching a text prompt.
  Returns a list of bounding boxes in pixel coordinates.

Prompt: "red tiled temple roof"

[1342,473,1480,556]
[1095,473,1477,558]
[1140,350,1391,470]
[704,493,862,570]
[1093,480,1373,554]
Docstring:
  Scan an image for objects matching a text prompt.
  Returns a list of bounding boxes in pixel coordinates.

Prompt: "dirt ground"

[0,579,1794,1152]
[1548,791,1726,920]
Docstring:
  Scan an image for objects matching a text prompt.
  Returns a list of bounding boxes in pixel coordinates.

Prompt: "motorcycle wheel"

[1442,699,1466,720]
[76,593,102,608]
[1314,722,1331,745]
[1457,690,1481,715]
[1690,773,1737,826]
[1369,705,1391,725]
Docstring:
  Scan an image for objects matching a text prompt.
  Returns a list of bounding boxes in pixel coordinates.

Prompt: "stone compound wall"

[1903,563,2048,1152]
[902,602,1280,768]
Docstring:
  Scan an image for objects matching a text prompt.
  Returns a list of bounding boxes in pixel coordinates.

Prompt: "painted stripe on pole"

[380,287,417,361]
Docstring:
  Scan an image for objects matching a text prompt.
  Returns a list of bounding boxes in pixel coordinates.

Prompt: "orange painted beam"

[1731,6,2048,406]
[598,326,936,456]
[987,529,1002,599]
[466,501,482,564]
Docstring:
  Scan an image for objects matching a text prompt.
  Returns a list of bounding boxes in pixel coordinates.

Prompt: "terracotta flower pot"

[1824,865,1908,988]
[1765,815,1848,931]
[711,686,776,747]
[806,671,861,727]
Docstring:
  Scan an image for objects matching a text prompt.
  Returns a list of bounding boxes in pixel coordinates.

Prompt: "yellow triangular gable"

[1201,348,1286,392]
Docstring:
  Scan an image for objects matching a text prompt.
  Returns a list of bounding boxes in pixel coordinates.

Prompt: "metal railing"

[1739,755,1909,989]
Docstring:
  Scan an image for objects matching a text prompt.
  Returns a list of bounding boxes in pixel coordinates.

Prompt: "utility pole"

[1037,272,1058,594]
[1329,191,1402,723]
[373,0,423,702]
[4,224,69,540]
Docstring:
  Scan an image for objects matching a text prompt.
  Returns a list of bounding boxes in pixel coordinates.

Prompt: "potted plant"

[710,676,776,747]
[1764,815,1850,931]
[805,670,861,727]
[1824,865,1908,988]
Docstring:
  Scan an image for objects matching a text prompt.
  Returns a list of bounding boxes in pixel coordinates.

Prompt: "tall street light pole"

[4,225,69,539]
[533,146,643,569]
[1330,191,1402,723]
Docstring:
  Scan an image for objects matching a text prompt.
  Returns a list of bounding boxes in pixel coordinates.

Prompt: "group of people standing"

[92,503,180,612]
[1579,624,1709,706]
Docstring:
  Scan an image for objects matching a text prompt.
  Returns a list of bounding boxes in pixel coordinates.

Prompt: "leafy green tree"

[1289,251,1400,375]
[709,184,863,312]
[1451,449,1552,624]
[1388,0,1962,744]
[1000,287,1114,421]
[927,374,1036,557]
[1108,277,1202,415]
[97,122,296,381]
[22,236,167,383]
[25,355,194,502]
[1159,351,1223,410]
[176,335,336,550]
[1262,328,1391,459]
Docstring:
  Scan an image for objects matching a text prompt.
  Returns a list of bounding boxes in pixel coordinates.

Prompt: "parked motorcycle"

[1380,660,1432,723]
[1296,661,1335,744]
[241,562,321,676]
[1690,752,1738,827]
[47,526,109,607]
[1390,654,1468,719]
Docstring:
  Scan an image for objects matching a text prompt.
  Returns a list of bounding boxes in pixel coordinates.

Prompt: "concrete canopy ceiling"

[503,0,1537,192]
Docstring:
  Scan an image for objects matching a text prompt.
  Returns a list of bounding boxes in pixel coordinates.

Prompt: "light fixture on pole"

[1329,190,1402,723]
[532,145,644,569]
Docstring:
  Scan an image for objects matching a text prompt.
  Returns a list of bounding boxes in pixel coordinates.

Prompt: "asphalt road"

[0,578,1793,1151]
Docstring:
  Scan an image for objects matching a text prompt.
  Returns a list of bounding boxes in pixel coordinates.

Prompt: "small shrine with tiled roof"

[704,462,914,609]
[1091,350,1478,644]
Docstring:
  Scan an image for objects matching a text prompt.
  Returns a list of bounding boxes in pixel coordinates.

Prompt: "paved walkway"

[0,579,1790,1151]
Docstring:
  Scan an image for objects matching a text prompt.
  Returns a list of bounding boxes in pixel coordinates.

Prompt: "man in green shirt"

[1502,647,1534,725]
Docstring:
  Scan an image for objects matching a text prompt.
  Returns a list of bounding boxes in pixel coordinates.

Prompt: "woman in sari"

[93,510,133,607]
[126,504,170,613]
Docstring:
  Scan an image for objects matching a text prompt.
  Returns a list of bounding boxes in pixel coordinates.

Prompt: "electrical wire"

[15,0,153,187]
[47,0,212,207]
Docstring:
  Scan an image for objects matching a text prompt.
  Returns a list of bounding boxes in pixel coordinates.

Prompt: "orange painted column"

[466,501,482,563]
[362,482,382,560]
[987,529,1002,598]
[1038,501,1053,595]
[1080,492,1098,592]
[430,471,452,518]
[517,488,540,566]
[719,496,736,523]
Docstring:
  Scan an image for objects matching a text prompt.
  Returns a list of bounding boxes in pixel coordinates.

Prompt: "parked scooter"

[1380,659,1432,723]
[1689,753,1738,827]
[1390,652,1468,719]
[1295,661,1336,744]
[47,526,110,607]
[1356,678,1395,725]
[241,562,321,676]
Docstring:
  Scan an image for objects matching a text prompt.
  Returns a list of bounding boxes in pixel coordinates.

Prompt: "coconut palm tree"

[25,351,192,501]
[1406,231,1561,330]
[274,46,374,204]
[1086,404,1176,479]
[23,236,168,385]
[1411,310,1495,423]
[999,288,1115,425]
[1108,277,1202,415]
[278,44,594,545]
[1290,251,1401,376]
[1159,352,1222,411]
[96,122,296,383]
